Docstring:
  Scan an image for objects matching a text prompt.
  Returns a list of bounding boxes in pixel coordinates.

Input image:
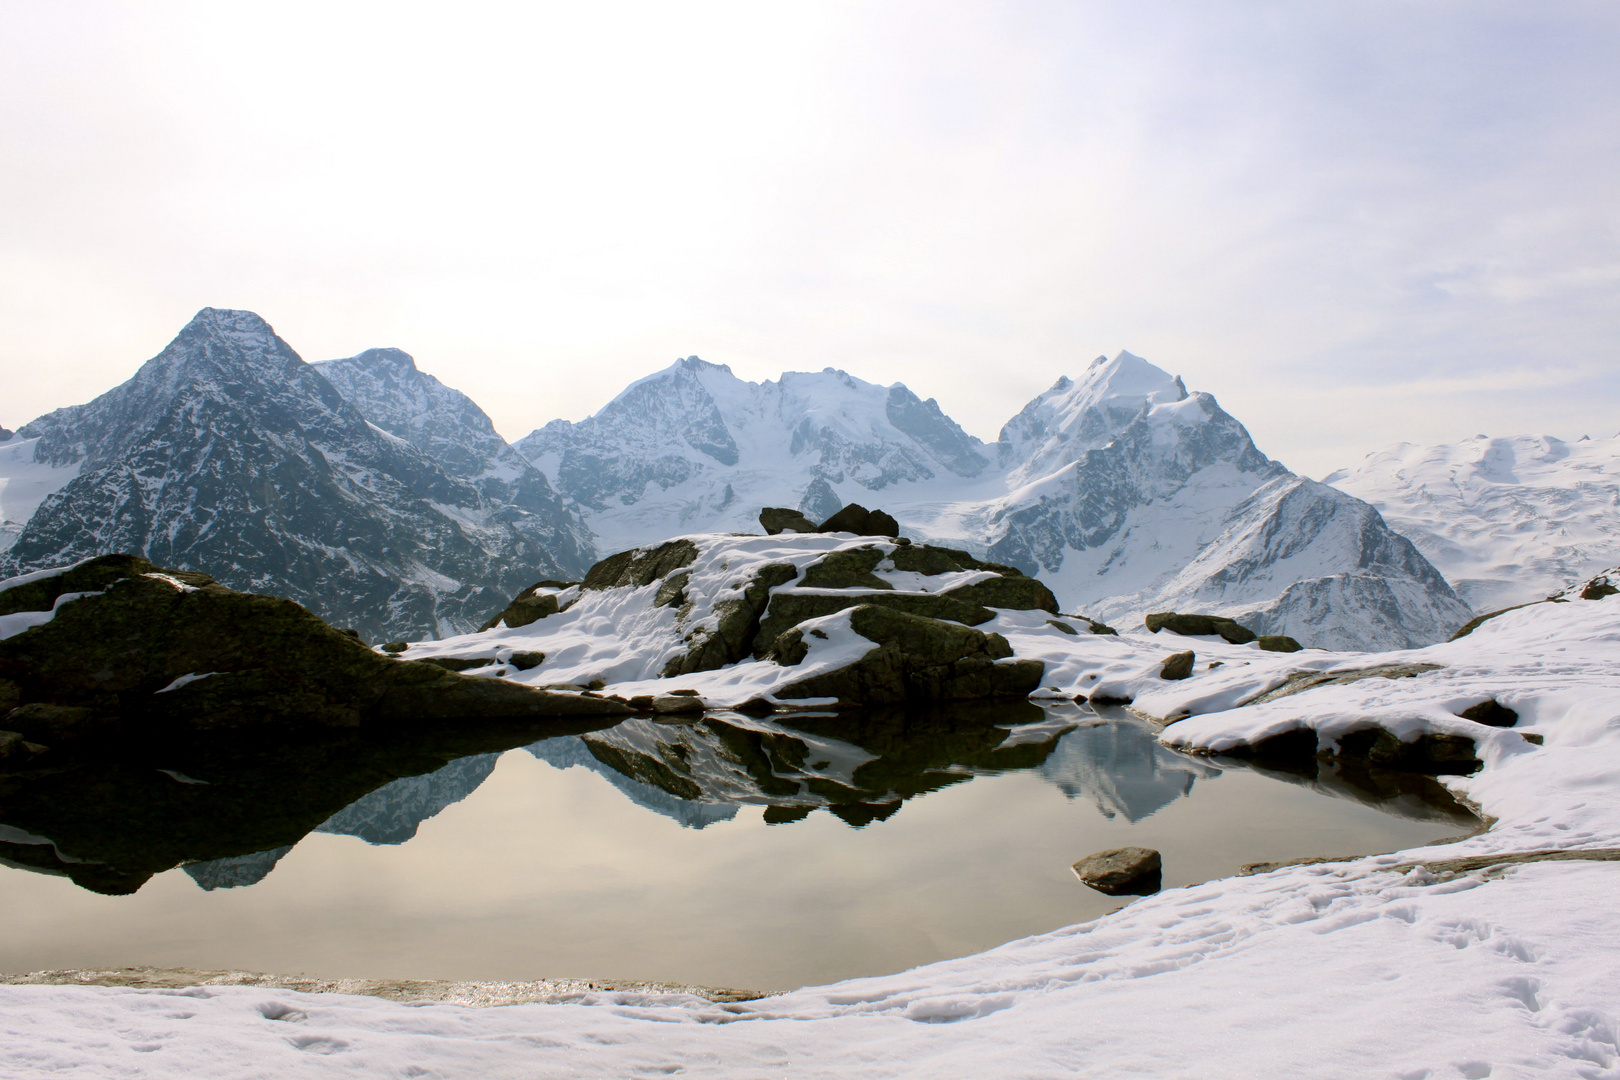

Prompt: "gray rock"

[1072,846,1162,894]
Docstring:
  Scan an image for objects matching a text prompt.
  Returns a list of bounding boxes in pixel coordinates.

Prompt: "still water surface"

[0,703,1473,990]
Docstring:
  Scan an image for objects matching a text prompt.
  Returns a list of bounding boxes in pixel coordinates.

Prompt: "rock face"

[1071,846,1163,895]
[512,351,1469,650]
[0,310,593,641]
[1325,434,1620,612]
[0,554,630,749]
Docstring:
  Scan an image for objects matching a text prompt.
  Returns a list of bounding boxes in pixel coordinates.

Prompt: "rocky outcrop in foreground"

[0,554,629,757]
[405,519,1058,707]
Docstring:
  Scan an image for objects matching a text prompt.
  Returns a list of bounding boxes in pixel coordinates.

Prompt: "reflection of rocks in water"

[526,738,738,830]
[183,845,293,890]
[545,701,1074,827]
[0,714,620,895]
[1038,711,1221,822]
[1222,754,1480,829]
[316,754,501,845]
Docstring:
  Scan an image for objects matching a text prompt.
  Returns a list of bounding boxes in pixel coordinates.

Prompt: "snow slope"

[517,353,1470,650]
[6,581,1618,1078]
[1326,433,1620,612]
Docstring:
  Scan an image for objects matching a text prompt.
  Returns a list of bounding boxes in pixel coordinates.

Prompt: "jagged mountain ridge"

[516,352,1471,650]
[515,357,993,553]
[1325,434,1620,612]
[0,309,593,640]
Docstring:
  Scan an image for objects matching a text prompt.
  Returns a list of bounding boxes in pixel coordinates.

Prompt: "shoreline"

[0,965,770,1006]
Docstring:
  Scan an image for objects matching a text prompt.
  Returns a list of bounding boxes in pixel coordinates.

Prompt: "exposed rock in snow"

[0,310,593,640]
[400,532,1057,705]
[1325,433,1620,612]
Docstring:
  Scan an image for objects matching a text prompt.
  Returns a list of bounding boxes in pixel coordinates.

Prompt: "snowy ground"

[5,575,1620,1077]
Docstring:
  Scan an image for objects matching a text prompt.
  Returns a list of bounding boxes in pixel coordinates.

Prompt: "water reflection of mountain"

[1038,714,1222,822]
[0,714,618,895]
[316,753,502,845]
[526,737,739,829]
[1,704,1477,897]
[185,754,503,890]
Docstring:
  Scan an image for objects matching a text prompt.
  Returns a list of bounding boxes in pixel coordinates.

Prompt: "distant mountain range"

[512,350,1469,649]
[0,306,1556,649]
[1324,434,1620,613]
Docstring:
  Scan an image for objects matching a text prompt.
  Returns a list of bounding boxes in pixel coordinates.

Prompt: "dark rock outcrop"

[773,605,1044,704]
[583,540,701,591]
[663,563,799,676]
[815,504,900,538]
[1145,612,1258,645]
[478,580,576,631]
[753,591,993,657]
[759,507,817,535]
[1071,846,1162,895]
[0,555,631,747]
[1456,700,1519,728]
[1256,635,1303,653]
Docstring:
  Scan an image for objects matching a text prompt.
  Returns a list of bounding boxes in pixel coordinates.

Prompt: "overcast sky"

[2,1,1617,476]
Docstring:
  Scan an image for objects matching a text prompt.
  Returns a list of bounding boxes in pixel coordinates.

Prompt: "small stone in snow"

[1160,651,1195,680]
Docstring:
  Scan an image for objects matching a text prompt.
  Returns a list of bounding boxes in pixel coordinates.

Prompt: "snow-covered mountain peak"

[998,350,1196,482]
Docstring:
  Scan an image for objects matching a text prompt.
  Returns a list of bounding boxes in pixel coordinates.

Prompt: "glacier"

[1325,433,1620,612]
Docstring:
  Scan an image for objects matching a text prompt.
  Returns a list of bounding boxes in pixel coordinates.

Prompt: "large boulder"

[0,555,631,747]
[772,605,1045,704]
[815,504,900,538]
[1145,611,1258,645]
[581,540,700,591]
[753,591,993,657]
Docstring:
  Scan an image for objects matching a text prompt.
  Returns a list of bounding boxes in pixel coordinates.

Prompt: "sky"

[2,0,1617,477]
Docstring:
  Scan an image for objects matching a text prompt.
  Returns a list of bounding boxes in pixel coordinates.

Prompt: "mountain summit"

[2,309,592,639]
